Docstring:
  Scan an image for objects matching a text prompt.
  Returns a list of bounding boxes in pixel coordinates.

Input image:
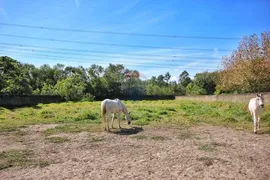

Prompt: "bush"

[186,83,207,95]
[54,75,86,101]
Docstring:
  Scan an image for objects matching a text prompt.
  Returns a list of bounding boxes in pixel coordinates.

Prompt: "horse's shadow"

[111,126,144,135]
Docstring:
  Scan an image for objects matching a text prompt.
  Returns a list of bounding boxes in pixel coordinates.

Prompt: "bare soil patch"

[0,124,270,180]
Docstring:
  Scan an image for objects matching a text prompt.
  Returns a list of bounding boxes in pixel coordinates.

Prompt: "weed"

[132,135,148,140]
[90,137,104,142]
[12,130,27,136]
[151,136,167,141]
[198,144,216,152]
[178,130,193,140]
[46,136,70,143]
[44,124,102,136]
[159,111,168,115]
[197,156,214,166]
[0,150,33,170]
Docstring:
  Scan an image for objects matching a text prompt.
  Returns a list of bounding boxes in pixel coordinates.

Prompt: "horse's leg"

[111,113,115,129]
[253,114,257,134]
[103,113,107,131]
[257,116,261,131]
[117,113,121,129]
[107,113,111,132]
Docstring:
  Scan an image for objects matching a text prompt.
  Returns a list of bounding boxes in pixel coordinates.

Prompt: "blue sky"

[0,0,269,80]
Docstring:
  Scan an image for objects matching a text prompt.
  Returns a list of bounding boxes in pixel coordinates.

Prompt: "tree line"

[0,31,269,100]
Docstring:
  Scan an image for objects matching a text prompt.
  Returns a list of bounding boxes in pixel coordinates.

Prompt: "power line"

[0,33,233,52]
[0,52,218,70]
[0,42,223,58]
[0,47,174,63]
[0,49,218,67]
[0,44,222,62]
[0,50,219,70]
[0,22,242,40]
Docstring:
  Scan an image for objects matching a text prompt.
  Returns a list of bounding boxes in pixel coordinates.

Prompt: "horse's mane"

[117,99,128,113]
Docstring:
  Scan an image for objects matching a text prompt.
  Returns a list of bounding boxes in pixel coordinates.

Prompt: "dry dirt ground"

[0,124,270,180]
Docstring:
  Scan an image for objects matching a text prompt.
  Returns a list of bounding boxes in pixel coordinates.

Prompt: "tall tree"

[104,64,125,96]
[0,56,32,95]
[164,72,171,84]
[179,70,192,87]
[193,71,218,95]
[121,70,145,95]
[88,64,107,96]
[54,75,86,101]
[219,31,270,93]
[157,75,165,86]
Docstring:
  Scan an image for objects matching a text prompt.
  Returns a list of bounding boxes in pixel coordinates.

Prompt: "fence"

[0,95,175,108]
[94,95,175,101]
[0,95,63,108]
[176,92,270,103]
[1,93,269,108]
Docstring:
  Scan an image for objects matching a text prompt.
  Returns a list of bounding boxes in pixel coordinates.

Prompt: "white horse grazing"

[248,93,264,134]
[101,98,131,131]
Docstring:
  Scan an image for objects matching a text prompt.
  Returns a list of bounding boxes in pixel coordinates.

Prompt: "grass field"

[1,100,270,179]
[0,100,269,134]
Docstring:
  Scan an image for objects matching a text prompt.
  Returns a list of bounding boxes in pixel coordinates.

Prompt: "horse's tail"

[101,100,106,127]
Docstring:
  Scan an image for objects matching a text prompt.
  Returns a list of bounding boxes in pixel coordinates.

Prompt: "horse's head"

[256,93,264,108]
[125,112,131,125]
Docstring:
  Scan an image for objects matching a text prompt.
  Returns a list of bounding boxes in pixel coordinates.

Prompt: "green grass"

[197,156,214,166]
[132,135,148,140]
[12,130,27,136]
[178,130,193,140]
[0,149,51,170]
[89,137,105,142]
[46,136,70,143]
[198,142,225,152]
[197,156,228,166]
[151,136,167,141]
[0,100,270,134]
[43,123,102,136]
[0,150,32,170]
[198,144,217,152]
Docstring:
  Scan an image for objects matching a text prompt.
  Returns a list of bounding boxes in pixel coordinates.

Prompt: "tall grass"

[0,100,269,133]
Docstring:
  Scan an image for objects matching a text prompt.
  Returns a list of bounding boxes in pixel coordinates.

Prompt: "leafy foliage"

[179,70,192,87]
[219,32,270,93]
[54,75,86,101]
[186,83,207,95]
[192,71,219,95]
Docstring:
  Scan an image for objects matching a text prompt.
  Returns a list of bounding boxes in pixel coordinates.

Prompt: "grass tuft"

[46,136,70,143]
[198,144,216,152]
[0,149,50,170]
[151,136,167,141]
[197,156,214,166]
[89,137,104,142]
[132,135,148,140]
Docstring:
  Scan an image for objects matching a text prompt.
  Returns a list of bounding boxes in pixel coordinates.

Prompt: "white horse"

[101,98,131,131]
[248,93,264,134]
